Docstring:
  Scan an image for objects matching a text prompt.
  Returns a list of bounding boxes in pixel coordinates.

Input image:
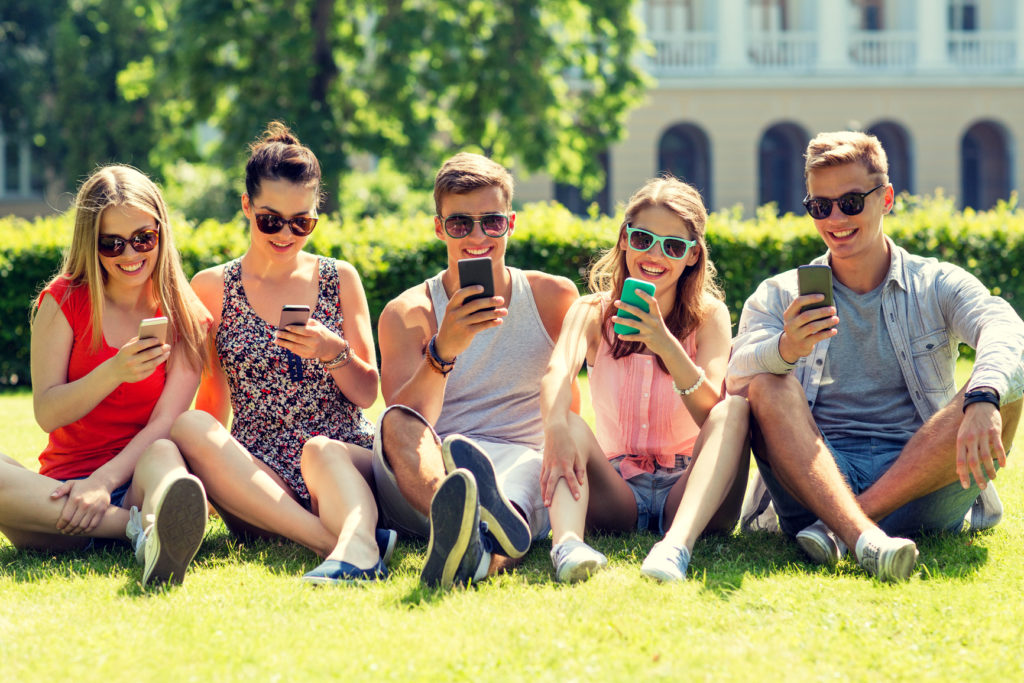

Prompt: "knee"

[138,438,185,469]
[300,435,346,471]
[707,394,750,428]
[380,406,431,468]
[747,373,801,418]
[170,410,220,464]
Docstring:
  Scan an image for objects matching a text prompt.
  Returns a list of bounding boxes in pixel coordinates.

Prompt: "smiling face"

[434,185,515,268]
[619,204,700,301]
[97,205,160,291]
[242,178,319,258]
[806,161,893,267]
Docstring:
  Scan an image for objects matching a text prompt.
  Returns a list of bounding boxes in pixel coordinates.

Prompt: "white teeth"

[832,229,855,238]
[640,264,665,275]
[119,262,143,272]
[465,248,489,255]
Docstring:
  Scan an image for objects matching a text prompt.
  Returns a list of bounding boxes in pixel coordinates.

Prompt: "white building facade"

[519,0,1024,214]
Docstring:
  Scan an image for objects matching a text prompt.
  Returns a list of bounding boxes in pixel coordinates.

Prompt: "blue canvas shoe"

[376,528,398,564]
[302,558,388,585]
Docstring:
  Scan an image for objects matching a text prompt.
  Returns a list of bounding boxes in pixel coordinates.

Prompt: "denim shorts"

[755,435,982,538]
[610,455,689,535]
[61,477,132,509]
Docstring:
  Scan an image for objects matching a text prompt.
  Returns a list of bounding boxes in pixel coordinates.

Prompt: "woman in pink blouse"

[539,177,749,582]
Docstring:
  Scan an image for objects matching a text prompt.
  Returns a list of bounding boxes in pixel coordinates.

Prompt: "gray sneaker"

[550,540,608,583]
[966,483,1003,531]
[795,520,847,566]
[740,471,780,534]
[126,475,208,586]
[640,540,691,582]
[855,533,919,582]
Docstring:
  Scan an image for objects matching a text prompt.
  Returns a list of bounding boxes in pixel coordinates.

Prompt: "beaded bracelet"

[425,335,456,376]
[321,339,351,370]
[674,366,706,397]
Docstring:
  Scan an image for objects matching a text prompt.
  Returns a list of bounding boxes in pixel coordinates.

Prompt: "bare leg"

[859,389,1022,521]
[661,395,750,551]
[548,412,639,545]
[747,373,877,550]
[301,437,379,568]
[170,410,336,557]
[0,452,129,550]
[379,409,446,517]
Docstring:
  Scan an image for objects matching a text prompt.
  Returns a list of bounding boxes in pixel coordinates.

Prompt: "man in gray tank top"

[728,131,1024,582]
[374,153,579,589]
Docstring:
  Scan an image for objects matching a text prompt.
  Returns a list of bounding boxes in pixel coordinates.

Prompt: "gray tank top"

[428,267,555,450]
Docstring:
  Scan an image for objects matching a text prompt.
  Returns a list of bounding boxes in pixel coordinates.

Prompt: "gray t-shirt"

[812,279,922,443]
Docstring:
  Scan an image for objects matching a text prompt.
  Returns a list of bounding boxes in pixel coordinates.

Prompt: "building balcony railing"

[747,32,818,70]
[648,30,717,75]
[947,30,1018,68]
[848,31,917,69]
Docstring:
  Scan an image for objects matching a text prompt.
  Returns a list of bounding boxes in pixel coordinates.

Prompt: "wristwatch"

[963,388,1000,413]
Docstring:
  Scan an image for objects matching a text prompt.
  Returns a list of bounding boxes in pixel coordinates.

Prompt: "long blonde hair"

[38,165,207,370]
[588,176,723,370]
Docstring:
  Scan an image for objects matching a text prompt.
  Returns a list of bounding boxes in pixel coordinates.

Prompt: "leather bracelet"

[674,366,706,397]
[321,338,351,370]
[424,340,454,376]
[428,335,456,370]
[963,389,1000,413]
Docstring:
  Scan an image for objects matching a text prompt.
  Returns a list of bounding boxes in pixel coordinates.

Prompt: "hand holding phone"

[458,257,496,312]
[137,316,169,346]
[797,265,834,316]
[613,278,657,335]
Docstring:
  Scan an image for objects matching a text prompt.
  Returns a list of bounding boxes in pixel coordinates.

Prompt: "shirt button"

[641,424,648,429]
[643,392,649,398]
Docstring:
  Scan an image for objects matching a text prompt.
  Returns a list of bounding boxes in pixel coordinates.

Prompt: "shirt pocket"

[909,329,955,396]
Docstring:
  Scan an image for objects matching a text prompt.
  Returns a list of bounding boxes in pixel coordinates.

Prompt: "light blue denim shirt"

[727,238,1024,421]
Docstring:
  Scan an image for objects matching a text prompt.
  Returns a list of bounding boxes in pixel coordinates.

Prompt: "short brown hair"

[433,153,513,215]
[804,131,889,185]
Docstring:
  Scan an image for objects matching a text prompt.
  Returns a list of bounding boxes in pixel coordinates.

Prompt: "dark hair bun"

[250,121,300,152]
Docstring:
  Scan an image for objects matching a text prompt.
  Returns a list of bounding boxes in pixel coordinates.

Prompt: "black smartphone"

[613,277,657,335]
[278,304,311,329]
[457,257,495,310]
[138,316,169,345]
[797,265,834,315]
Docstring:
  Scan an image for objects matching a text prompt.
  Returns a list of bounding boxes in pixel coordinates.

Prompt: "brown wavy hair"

[588,176,723,372]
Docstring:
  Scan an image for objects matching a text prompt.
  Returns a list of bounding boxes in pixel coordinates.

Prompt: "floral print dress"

[217,257,373,503]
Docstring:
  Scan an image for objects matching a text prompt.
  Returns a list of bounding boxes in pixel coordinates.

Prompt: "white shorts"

[371,404,550,541]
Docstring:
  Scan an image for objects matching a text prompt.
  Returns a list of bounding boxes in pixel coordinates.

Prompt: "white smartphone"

[138,316,169,345]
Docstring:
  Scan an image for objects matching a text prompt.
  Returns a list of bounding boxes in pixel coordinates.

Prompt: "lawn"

[2,362,1023,681]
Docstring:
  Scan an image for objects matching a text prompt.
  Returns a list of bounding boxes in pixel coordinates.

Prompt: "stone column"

[717,0,747,71]
[817,0,850,71]
[916,0,947,70]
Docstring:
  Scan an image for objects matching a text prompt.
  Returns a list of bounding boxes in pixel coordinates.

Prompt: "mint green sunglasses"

[625,225,696,260]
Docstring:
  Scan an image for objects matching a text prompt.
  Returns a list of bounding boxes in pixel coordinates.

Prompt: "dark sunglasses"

[802,184,885,220]
[254,213,318,237]
[439,213,510,239]
[625,225,697,260]
[97,228,160,258]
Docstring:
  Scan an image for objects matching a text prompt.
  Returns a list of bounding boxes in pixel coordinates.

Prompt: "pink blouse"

[588,316,700,480]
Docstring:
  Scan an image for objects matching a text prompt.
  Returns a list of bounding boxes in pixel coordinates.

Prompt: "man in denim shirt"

[728,131,1024,581]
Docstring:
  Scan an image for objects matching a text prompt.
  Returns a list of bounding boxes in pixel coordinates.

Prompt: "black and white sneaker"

[440,435,531,558]
[127,474,208,586]
[420,470,485,589]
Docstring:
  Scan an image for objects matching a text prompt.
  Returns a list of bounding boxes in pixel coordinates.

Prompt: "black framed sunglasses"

[97,228,160,258]
[439,213,510,239]
[625,225,697,260]
[254,213,318,237]
[802,184,885,220]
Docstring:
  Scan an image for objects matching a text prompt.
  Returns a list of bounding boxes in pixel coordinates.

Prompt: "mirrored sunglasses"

[254,213,318,237]
[802,184,885,220]
[97,228,160,258]
[625,225,696,260]
[439,213,510,239]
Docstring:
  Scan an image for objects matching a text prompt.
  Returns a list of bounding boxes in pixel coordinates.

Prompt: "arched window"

[554,151,611,216]
[657,123,712,208]
[867,121,913,194]
[758,122,808,215]
[961,120,1013,210]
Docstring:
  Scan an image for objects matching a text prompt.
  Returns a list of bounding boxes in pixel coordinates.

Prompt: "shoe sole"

[640,565,683,583]
[441,436,531,558]
[420,471,478,589]
[558,558,605,583]
[144,475,208,586]
[879,543,919,582]
[796,529,840,567]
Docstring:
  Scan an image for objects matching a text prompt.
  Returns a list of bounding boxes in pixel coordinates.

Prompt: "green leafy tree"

[156,0,647,212]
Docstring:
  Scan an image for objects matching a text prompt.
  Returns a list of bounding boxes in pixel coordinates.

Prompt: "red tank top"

[37,277,165,479]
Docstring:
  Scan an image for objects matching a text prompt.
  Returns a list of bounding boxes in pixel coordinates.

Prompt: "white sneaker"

[795,520,847,566]
[550,540,608,583]
[965,483,1003,531]
[640,540,691,582]
[126,475,208,586]
[855,530,919,582]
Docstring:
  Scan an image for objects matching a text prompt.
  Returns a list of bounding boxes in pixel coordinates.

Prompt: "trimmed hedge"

[2,193,1022,386]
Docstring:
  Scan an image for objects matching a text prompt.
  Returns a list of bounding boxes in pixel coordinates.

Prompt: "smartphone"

[613,277,657,335]
[137,316,169,345]
[797,264,834,315]
[458,257,495,310]
[278,304,311,330]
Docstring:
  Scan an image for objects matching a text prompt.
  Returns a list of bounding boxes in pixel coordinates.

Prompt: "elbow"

[35,416,58,434]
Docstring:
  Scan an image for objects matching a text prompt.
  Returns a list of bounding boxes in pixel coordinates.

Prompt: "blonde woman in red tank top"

[540,177,750,582]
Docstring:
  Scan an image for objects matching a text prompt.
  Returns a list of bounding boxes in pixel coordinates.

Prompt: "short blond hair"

[433,153,514,215]
[804,131,889,185]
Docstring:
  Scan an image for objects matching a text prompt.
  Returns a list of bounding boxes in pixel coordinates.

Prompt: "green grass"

[2,362,1024,681]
